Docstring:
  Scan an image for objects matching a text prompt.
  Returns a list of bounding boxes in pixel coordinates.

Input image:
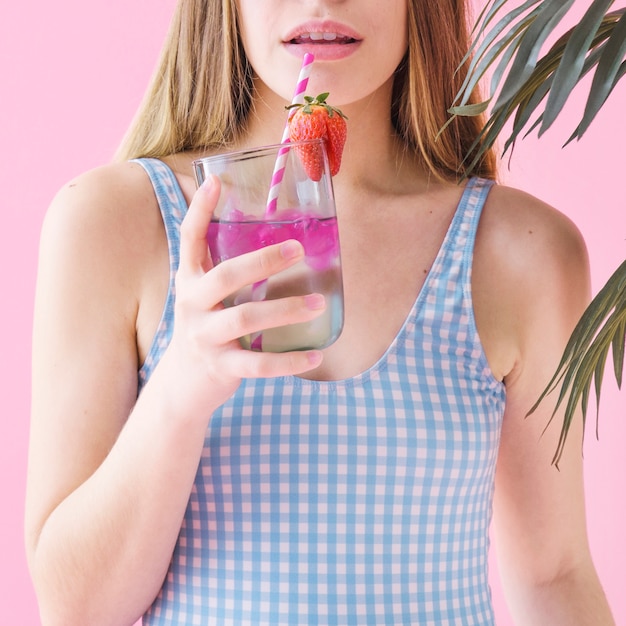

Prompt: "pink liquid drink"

[207,209,342,351]
[194,139,344,352]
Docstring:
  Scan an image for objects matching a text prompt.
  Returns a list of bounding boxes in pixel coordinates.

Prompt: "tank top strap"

[132,158,189,390]
[451,176,494,263]
[434,176,494,297]
[405,177,495,367]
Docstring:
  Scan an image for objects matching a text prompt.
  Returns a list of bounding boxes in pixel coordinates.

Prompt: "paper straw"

[265,53,314,215]
[250,54,314,351]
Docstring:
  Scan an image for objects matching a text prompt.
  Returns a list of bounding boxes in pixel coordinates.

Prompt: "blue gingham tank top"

[134,158,506,625]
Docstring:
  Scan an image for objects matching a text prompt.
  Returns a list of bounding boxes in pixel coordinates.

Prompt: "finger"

[221,348,324,379]
[200,239,305,306]
[208,293,327,343]
[180,175,221,274]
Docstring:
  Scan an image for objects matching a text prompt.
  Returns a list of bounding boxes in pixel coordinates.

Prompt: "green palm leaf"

[447,0,626,462]
[454,1,542,107]
[572,9,626,139]
[539,0,616,133]
[492,0,576,109]
[450,2,626,167]
[527,260,626,466]
[508,37,610,152]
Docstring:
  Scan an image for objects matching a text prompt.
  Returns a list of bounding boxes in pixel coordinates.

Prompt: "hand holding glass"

[193,139,344,353]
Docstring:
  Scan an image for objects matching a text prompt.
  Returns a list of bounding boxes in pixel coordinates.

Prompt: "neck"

[240,82,429,194]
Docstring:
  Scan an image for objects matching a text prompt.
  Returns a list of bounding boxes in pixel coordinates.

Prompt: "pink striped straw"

[265,53,314,215]
[250,53,314,351]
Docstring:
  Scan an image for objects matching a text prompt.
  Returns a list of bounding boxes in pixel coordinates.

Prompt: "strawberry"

[287,93,347,181]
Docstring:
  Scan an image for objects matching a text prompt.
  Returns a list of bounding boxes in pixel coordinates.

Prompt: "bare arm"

[25,167,325,625]
[477,186,614,625]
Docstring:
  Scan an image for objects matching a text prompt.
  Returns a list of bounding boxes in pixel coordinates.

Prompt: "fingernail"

[280,240,302,260]
[307,350,323,366]
[200,174,215,191]
[304,294,325,310]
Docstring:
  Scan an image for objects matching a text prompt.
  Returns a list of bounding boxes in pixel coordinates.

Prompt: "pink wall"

[1,1,623,623]
[488,80,626,626]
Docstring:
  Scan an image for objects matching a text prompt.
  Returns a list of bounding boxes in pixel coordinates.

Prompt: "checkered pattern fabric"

[135,159,505,625]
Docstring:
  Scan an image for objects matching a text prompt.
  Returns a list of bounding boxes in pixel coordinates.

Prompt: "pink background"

[1,1,623,623]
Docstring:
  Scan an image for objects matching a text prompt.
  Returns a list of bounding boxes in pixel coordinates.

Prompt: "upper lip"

[284,20,362,44]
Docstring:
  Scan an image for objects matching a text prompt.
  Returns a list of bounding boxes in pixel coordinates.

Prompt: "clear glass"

[193,139,344,352]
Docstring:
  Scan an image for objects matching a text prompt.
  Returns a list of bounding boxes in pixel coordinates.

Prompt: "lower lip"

[284,41,360,61]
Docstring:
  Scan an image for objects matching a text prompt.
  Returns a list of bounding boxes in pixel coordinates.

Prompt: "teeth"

[299,32,343,42]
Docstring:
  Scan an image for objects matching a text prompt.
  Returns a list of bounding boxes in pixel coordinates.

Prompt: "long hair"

[115,0,252,160]
[116,0,496,181]
[395,0,497,180]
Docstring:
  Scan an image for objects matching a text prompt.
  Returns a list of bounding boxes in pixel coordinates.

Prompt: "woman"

[26,0,614,624]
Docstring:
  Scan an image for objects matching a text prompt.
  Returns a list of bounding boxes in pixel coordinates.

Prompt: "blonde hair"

[116,0,496,181]
[116,0,251,160]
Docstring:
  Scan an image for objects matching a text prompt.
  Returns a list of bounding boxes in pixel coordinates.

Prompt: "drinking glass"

[193,139,344,352]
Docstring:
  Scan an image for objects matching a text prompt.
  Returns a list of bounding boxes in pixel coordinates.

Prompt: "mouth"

[283,21,362,60]
[289,32,358,45]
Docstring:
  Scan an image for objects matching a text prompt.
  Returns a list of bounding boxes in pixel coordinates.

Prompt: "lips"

[284,21,362,60]
[285,21,361,44]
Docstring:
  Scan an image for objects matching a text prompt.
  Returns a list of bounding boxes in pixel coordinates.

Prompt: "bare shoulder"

[40,160,167,301]
[43,160,159,248]
[477,183,588,270]
[36,160,170,370]
[473,183,590,381]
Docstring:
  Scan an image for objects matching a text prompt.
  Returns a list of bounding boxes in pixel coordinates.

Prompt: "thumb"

[179,175,221,274]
